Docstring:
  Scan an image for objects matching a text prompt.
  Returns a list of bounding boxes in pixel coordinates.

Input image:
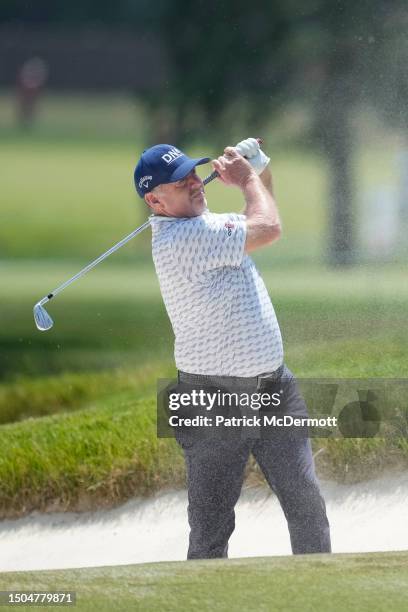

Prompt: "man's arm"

[212,147,281,253]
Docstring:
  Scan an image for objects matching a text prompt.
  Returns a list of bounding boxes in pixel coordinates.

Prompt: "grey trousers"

[175,365,332,559]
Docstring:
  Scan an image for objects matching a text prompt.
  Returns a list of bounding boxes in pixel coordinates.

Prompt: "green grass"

[0,362,174,424]
[0,389,184,519]
[0,91,145,142]
[0,347,407,518]
[1,259,407,379]
[0,138,147,260]
[1,552,407,612]
[0,137,326,263]
[0,376,403,519]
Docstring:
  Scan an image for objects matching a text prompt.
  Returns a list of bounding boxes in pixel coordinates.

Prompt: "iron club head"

[33,302,54,331]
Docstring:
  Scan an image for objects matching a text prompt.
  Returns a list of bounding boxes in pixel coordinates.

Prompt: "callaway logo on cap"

[134,144,210,198]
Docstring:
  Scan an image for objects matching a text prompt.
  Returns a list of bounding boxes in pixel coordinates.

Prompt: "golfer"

[134,139,331,559]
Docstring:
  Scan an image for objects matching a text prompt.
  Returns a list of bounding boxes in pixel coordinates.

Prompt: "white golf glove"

[235,137,270,175]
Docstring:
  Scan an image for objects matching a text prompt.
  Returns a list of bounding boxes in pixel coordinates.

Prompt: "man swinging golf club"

[134,138,331,559]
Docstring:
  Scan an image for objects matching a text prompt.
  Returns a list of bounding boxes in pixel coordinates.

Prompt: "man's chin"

[190,197,207,216]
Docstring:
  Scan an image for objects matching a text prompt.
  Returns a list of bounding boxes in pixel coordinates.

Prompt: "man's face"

[145,169,207,218]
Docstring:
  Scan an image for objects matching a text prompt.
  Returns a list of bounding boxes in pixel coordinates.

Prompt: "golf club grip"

[203,137,263,186]
[203,170,219,186]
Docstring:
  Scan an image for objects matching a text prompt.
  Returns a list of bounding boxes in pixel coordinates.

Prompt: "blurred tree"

[152,0,293,144]
[302,1,393,265]
[365,3,408,230]
[2,0,401,265]
[154,0,392,266]
[306,1,403,265]
[0,0,146,25]
[295,1,375,265]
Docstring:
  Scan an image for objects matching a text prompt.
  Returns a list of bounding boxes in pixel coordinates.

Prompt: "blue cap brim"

[168,157,210,183]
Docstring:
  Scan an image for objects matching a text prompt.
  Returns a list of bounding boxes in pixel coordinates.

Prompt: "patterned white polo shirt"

[150,210,283,376]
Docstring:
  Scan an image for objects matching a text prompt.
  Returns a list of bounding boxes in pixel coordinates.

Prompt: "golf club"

[33,139,263,331]
[33,218,152,331]
[33,168,223,331]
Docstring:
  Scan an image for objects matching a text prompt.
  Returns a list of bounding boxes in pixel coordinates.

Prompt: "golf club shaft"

[40,218,152,304]
[38,154,219,307]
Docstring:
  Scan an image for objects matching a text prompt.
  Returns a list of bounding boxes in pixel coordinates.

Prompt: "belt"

[178,364,285,389]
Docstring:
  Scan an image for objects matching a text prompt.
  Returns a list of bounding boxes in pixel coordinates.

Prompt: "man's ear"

[145,192,163,213]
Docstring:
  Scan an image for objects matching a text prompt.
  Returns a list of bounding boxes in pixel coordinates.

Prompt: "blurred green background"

[1,2,407,387]
[0,89,407,382]
[1,3,408,516]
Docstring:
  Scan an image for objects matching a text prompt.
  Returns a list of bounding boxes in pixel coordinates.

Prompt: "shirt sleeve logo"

[224,222,235,236]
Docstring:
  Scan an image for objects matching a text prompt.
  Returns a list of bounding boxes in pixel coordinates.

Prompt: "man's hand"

[235,137,270,175]
[212,147,257,188]
[212,145,281,253]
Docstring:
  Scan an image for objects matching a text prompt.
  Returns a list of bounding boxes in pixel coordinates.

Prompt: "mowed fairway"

[1,552,407,612]
[0,135,327,264]
[0,139,146,261]
[1,259,407,380]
